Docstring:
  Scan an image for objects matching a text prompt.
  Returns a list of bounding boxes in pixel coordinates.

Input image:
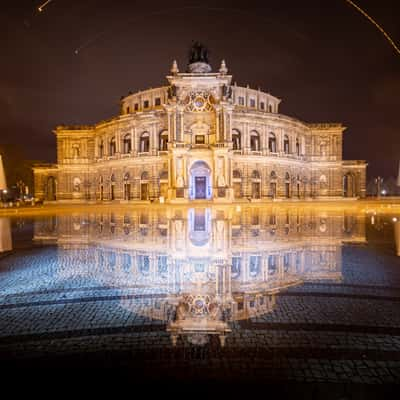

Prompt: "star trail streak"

[345,0,400,56]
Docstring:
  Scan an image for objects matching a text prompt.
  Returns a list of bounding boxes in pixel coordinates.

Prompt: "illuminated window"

[268,132,276,152]
[109,137,116,156]
[232,129,241,150]
[159,130,168,151]
[155,97,161,106]
[143,100,149,108]
[139,132,150,152]
[250,98,256,107]
[123,133,131,154]
[250,131,260,151]
[284,135,290,154]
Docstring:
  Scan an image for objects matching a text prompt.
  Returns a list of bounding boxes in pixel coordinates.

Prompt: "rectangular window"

[195,135,205,144]
[134,103,139,111]
[218,187,226,197]
[260,102,265,110]
[250,98,256,108]
[155,97,161,106]
[233,182,241,198]
[143,100,149,108]
[238,96,245,106]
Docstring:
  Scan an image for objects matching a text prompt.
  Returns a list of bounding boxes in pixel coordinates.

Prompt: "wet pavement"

[0,206,400,387]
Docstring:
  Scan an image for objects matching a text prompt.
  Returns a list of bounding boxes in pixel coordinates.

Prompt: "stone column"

[130,127,134,155]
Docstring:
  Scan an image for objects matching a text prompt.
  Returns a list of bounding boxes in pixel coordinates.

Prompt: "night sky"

[1,0,399,179]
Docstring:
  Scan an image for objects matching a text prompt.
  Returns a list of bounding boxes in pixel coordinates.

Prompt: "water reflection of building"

[34,206,366,345]
[0,218,12,253]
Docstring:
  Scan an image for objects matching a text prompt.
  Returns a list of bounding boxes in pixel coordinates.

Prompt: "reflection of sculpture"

[73,177,81,192]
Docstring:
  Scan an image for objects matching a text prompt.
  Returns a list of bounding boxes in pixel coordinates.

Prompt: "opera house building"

[33,44,367,203]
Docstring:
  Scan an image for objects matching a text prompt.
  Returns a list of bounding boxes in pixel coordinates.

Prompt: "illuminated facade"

[33,205,366,345]
[33,45,367,202]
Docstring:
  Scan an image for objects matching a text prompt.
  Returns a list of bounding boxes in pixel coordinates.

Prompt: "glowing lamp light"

[381,189,387,196]
[393,217,398,222]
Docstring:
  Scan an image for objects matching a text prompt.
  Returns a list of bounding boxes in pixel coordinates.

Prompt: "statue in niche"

[167,85,177,99]
[189,41,209,64]
[222,84,232,100]
[217,158,225,187]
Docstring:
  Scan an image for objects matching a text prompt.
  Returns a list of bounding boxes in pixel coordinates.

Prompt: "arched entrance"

[190,161,212,200]
[46,176,56,201]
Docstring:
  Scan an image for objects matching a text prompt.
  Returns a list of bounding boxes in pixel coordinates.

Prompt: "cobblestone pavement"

[1,241,400,384]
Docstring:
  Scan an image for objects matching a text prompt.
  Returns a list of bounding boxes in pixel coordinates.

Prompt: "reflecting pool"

[1,205,400,383]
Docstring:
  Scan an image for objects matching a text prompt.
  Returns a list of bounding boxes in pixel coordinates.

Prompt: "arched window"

[250,130,260,151]
[159,170,168,198]
[296,138,300,155]
[268,132,277,152]
[159,130,168,151]
[231,257,241,279]
[232,129,241,150]
[269,171,277,198]
[233,170,242,179]
[320,142,327,156]
[296,175,301,198]
[123,133,132,154]
[141,171,149,180]
[233,170,242,199]
[268,255,277,274]
[99,176,104,201]
[110,174,116,201]
[285,172,290,198]
[249,256,261,277]
[139,132,150,153]
[99,141,104,158]
[72,145,80,158]
[283,135,290,154]
[320,174,327,188]
[140,171,149,200]
[251,170,261,199]
[124,173,131,200]
[109,137,116,156]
